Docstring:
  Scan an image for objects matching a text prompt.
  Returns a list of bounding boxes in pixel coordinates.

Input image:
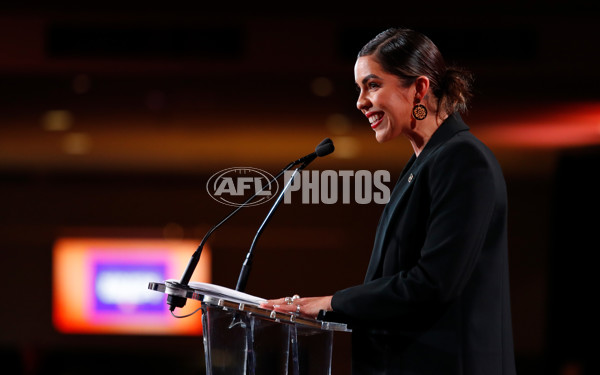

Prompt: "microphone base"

[167,294,187,311]
[166,281,189,311]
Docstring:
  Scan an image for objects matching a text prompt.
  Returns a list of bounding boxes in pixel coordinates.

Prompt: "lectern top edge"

[148,281,350,332]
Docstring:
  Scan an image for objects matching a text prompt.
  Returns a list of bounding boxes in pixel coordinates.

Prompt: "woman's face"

[354,55,414,143]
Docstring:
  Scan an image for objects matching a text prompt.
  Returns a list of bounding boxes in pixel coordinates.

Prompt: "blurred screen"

[52,237,211,335]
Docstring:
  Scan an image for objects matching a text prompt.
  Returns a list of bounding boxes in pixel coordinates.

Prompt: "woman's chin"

[374,131,391,144]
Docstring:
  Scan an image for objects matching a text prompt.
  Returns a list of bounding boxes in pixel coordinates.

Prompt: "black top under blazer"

[331,113,517,375]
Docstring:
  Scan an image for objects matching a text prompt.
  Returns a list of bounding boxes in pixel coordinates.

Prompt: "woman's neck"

[405,113,448,157]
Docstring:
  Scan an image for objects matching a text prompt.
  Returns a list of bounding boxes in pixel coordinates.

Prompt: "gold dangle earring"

[412,99,428,121]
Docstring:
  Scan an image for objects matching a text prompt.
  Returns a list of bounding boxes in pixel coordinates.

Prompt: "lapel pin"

[408,173,414,183]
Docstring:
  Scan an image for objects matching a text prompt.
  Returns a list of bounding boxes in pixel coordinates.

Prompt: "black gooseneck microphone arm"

[167,162,293,311]
[167,138,333,311]
[235,139,335,292]
[234,165,304,292]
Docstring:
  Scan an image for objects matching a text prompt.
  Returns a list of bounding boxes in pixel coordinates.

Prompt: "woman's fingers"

[260,296,333,319]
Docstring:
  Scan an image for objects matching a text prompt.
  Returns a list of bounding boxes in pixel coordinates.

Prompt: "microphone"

[167,138,335,311]
[234,139,334,292]
[292,138,334,166]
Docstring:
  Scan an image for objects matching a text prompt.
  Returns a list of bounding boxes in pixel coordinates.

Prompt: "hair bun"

[441,66,474,114]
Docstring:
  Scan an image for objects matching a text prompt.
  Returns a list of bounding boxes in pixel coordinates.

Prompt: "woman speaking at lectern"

[262,27,517,375]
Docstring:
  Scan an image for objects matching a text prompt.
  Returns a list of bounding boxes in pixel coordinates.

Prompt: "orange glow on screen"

[53,238,211,335]
[475,102,600,148]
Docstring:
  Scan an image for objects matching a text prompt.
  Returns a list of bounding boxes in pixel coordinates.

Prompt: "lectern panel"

[203,305,290,375]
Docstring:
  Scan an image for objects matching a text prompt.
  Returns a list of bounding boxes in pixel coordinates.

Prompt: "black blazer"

[331,113,517,375]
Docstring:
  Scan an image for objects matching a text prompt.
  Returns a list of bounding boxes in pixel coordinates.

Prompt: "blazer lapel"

[364,156,419,281]
[363,113,470,282]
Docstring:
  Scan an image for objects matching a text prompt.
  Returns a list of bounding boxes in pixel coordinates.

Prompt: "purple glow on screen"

[93,262,166,313]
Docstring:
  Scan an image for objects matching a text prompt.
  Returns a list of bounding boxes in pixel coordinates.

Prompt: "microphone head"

[315,138,335,157]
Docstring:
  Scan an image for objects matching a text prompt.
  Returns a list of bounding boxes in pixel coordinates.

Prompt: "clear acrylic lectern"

[148,280,349,375]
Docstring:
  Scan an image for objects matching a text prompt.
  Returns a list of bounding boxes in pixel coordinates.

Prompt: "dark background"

[1,2,599,374]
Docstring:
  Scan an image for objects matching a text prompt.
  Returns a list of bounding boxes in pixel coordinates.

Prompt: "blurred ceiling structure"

[1,4,599,177]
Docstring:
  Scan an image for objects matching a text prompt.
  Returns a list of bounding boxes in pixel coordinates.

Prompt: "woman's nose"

[356,92,370,111]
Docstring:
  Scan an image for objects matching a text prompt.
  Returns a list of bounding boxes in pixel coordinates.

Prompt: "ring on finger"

[292,294,300,302]
[296,304,301,314]
[285,296,293,305]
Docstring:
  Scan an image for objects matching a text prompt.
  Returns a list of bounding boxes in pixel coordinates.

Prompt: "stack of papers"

[167,280,267,306]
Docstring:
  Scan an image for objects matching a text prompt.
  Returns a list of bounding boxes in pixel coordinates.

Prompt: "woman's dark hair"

[358,27,473,115]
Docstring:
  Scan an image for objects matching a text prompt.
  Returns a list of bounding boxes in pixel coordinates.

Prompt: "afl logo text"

[206,167,279,207]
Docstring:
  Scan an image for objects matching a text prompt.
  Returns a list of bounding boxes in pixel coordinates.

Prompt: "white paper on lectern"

[166,280,267,306]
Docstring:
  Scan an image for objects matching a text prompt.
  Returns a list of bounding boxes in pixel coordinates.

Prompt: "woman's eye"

[368,82,380,89]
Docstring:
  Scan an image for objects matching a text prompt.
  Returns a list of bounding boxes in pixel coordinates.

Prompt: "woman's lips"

[368,112,384,129]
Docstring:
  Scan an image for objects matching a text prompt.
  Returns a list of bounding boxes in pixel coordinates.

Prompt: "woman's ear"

[414,76,430,102]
